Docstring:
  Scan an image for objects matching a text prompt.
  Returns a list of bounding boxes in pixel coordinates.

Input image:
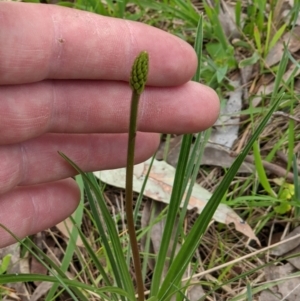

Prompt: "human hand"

[0,2,219,247]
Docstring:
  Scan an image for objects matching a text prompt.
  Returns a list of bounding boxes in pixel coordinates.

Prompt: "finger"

[0,2,197,86]
[0,132,159,195]
[0,179,80,248]
[0,80,219,144]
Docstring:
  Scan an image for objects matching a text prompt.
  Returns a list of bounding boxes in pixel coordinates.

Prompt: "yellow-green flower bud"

[130,51,149,94]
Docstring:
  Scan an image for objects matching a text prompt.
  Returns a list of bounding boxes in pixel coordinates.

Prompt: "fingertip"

[139,81,220,134]
[147,35,198,86]
[199,83,220,128]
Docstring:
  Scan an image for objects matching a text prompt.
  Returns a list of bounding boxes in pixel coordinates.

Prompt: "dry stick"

[243,154,295,182]
[190,232,300,280]
[231,151,295,182]
[126,51,149,301]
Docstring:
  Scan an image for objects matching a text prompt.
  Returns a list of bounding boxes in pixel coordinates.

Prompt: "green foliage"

[58,0,130,18]
[45,175,85,301]
[0,255,11,275]
[293,155,300,218]
[238,51,260,68]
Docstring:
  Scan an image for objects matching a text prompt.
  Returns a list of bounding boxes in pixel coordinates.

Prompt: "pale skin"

[0,2,220,247]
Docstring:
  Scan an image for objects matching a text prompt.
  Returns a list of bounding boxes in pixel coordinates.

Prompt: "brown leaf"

[96,159,259,244]
[218,0,242,40]
[264,263,300,301]
[286,245,300,269]
[271,226,300,256]
[252,62,300,107]
[156,135,183,167]
[30,282,53,301]
[266,26,300,67]
[56,217,83,247]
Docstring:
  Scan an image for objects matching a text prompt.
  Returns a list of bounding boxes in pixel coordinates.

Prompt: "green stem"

[126,51,148,301]
[125,90,144,301]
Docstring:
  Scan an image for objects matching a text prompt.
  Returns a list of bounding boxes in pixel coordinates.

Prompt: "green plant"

[2,1,300,300]
[126,51,149,301]
[57,18,281,300]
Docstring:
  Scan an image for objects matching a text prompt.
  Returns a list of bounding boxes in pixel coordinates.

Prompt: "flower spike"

[130,51,149,95]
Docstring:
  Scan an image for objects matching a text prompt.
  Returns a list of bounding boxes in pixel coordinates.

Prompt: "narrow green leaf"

[68,215,113,288]
[0,274,134,300]
[150,17,206,295]
[0,225,84,300]
[253,140,276,197]
[264,11,273,57]
[253,25,262,54]
[239,52,260,68]
[268,23,287,53]
[0,255,11,274]
[46,175,85,300]
[149,134,193,296]
[193,15,203,82]
[58,153,135,298]
[157,95,282,300]
[235,0,242,28]
[271,46,289,101]
[293,155,300,217]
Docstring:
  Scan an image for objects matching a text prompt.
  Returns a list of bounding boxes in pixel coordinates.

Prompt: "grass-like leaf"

[157,94,283,300]
[150,15,207,298]
[45,175,85,300]
[58,153,135,300]
[0,274,134,300]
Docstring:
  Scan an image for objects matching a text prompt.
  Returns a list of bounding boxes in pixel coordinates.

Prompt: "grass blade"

[150,15,204,297]
[149,134,193,296]
[45,175,85,300]
[157,94,283,300]
[59,153,135,299]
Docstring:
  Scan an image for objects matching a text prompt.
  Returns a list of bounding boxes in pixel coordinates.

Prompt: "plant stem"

[126,51,149,301]
[126,90,144,301]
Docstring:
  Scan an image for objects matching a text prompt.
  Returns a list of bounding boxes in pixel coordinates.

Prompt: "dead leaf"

[156,135,183,167]
[283,0,300,26]
[95,158,259,244]
[286,245,300,270]
[263,263,300,301]
[56,217,83,247]
[30,256,48,284]
[259,290,281,301]
[252,62,300,107]
[184,282,205,301]
[29,282,53,301]
[202,144,254,173]
[218,0,243,40]
[265,26,300,67]
[210,80,242,149]
[271,226,300,256]
[157,139,253,174]
[261,226,300,300]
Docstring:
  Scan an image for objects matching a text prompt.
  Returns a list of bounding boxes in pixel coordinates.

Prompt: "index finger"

[0,2,197,86]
